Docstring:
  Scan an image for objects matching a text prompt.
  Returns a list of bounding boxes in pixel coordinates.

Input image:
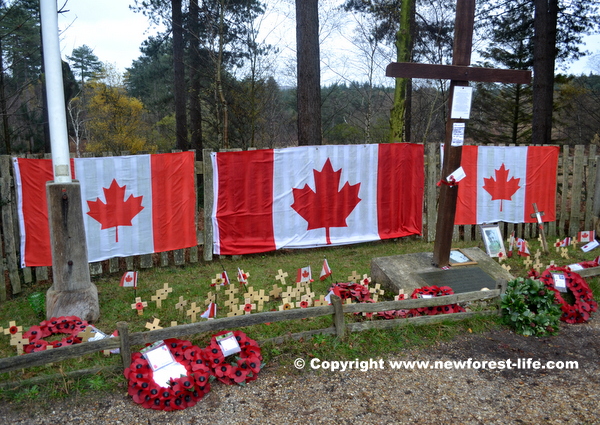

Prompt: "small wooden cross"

[313,296,328,306]
[394,289,406,301]
[348,271,361,283]
[533,258,544,273]
[254,290,270,309]
[275,269,288,285]
[243,297,257,314]
[549,260,556,267]
[296,295,311,308]
[131,297,148,315]
[561,247,570,259]
[211,273,225,287]
[369,283,384,302]
[361,274,371,286]
[170,321,178,327]
[225,286,239,298]
[205,291,216,305]
[227,304,244,317]
[161,282,173,296]
[10,335,29,355]
[554,239,562,253]
[225,297,239,310]
[175,296,188,311]
[570,239,578,249]
[269,284,283,299]
[279,298,294,310]
[281,286,295,299]
[78,326,96,343]
[187,302,202,322]
[145,318,163,331]
[523,257,534,268]
[534,249,542,260]
[243,286,258,300]
[501,264,512,272]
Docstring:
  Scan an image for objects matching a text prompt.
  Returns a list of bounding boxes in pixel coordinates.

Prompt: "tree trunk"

[389,0,414,143]
[532,0,558,145]
[172,0,188,150]
[188,0,203,160]
[296,0,321,146]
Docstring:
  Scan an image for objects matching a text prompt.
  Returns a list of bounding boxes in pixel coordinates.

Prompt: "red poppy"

[244,303,253,313]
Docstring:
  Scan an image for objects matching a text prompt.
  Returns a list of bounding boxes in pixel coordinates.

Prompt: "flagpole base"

[46,181,100,322]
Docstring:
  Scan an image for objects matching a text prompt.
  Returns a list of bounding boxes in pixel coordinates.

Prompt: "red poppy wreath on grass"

[125,338,211,411]
[202,330,263,385]
[539,266,598,324]
[22,316,89,353]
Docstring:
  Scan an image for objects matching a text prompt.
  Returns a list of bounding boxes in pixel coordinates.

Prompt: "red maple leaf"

[87,179,144,242]
[291,159,361,244]
[482,164,521,211]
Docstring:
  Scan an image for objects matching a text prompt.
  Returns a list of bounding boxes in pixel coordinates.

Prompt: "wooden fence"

[0,144,597,300]
[0,286,505,388]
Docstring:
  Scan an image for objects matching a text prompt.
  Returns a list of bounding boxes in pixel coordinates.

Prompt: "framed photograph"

[449,248,478,266]
[480,224,506,258]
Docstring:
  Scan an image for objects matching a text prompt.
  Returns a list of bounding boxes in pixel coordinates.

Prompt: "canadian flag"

[296,266,313,283]
[211,144,423,255]
[120,271,138,288]
[320,259,332,281]
[577,231,595,243]
[454,146,559,225]
[555,237,571,247]
[13,152,197,267]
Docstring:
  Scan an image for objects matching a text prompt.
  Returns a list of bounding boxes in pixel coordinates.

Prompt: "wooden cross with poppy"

[186,302,202,322]
[211,273,225,287]
[279,298,294,311]
[131,297,148,315]
[385,0,531,267]
[4,321,22,337]
[145,318,163,331]
[361,274,371,286]
[243,298,257,315]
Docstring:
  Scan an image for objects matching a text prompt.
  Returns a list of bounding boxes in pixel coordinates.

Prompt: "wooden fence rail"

[0,286,505,384]
[0,144,597,299]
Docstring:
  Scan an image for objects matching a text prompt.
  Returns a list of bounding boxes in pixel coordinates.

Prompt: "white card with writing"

[552,273,567,293]
[581,240,599,252]
[447,166,466,183]
[451,123,465,146]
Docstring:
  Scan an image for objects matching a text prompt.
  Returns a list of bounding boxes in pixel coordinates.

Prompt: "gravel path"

[1,321,599,425]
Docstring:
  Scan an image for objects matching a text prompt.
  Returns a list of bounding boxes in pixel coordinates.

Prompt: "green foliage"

[27,292,45,319]
[501,277,561,337]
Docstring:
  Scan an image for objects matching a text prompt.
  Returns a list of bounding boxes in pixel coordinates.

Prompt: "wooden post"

[330,294,345,339]
[117,321,131,371]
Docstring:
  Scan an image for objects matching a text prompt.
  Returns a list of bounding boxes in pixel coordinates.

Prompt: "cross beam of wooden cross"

[386,0,532,267]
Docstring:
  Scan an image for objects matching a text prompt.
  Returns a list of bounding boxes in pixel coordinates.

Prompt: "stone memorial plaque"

[417,267,496,293]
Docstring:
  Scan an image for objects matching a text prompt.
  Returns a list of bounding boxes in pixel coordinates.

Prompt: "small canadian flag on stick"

[578,231,596,243]
[201,302,217,319]
[120,271,138,288]
[296,266,313,283]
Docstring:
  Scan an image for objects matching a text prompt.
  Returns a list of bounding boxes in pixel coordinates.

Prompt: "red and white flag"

[211,144,423,255]
[516,238,530,257]
[237,268,249,285]
[201,302,217,319]
[454,146,559,225]
[320,259,332,281]
[577,231,595,243]
[120,271,138,288]
[13,152,197,267]
[555,237,571,248]
[296,266,313,283]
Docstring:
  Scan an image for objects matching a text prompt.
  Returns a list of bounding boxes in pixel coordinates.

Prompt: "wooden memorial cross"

[531,203,549,253]
[386,0,532,267]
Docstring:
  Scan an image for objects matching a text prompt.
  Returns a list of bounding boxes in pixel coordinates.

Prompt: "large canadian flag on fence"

[13,152,197,267]
[454,146,559,225]
[211,143,424,255]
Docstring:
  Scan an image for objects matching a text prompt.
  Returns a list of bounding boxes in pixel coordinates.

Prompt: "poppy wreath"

[124,338,211,411]
[410,285,466,316]
[329,282,372,303]
[22,316,89,353]
[202,330,262,385]
[539,266,598,324]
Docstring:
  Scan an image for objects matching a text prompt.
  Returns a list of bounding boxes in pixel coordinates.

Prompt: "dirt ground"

[1,320,599,424]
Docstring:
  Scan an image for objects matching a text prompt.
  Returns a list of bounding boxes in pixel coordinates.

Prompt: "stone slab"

[370,247,513,294]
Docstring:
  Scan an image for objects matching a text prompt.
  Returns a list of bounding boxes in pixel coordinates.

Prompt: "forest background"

[0,0,599,159]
